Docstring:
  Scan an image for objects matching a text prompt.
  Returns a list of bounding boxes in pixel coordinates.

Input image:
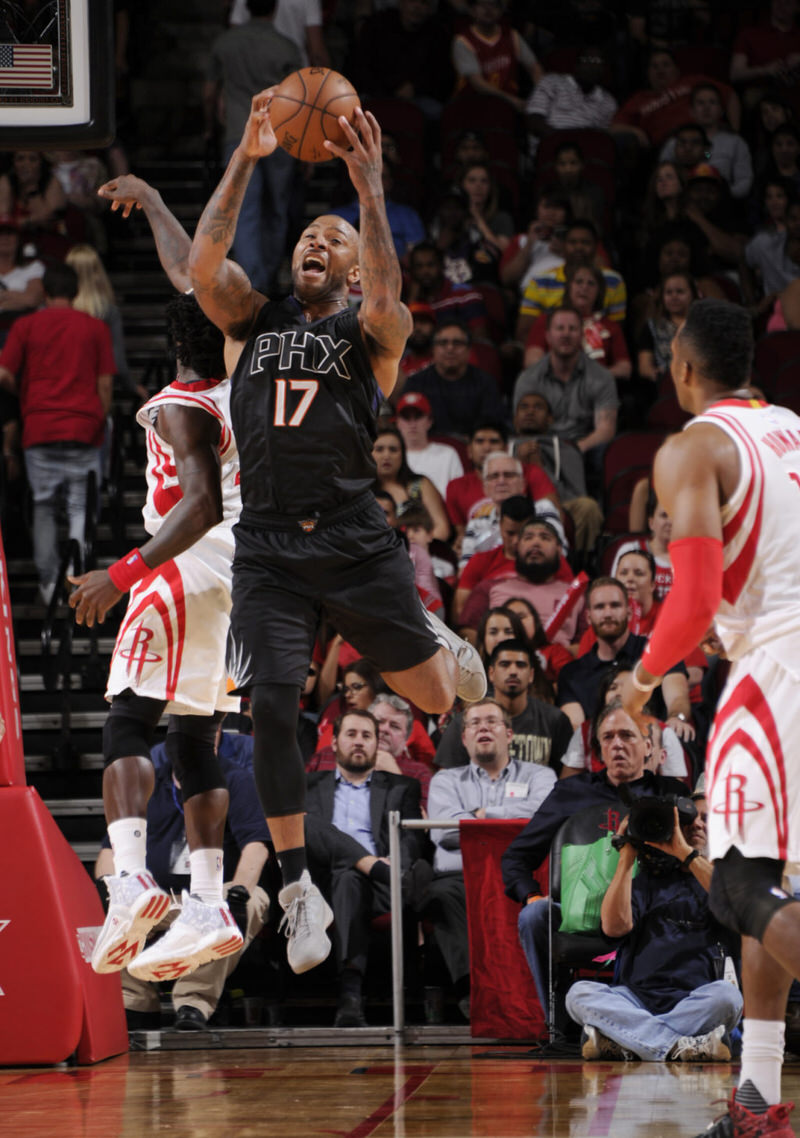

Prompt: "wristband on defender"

[107,548,150,592]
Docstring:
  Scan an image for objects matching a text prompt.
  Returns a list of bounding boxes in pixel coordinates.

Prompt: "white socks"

[108,817,147,876]
[189,848,224,904]
[738,1018,786,1106]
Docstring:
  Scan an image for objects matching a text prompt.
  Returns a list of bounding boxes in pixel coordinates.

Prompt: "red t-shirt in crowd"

[732,23,800,68]
[0,306,114,448]
[445,465,557,527]
[613,73,735,146]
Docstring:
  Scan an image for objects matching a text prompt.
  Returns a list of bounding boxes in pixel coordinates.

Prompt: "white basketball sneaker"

[92,870,171,974]
[127,891,244,983]
[278,870,334,974]
[423,607,487,702]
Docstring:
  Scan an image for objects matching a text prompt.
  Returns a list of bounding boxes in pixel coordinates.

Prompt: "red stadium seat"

[470,282,510,345]
[602,431,665,498]
[440,93,523,185]
[598,532,644,576]
[536,128,616,172]
[362,97,427,179]
[470,339,503,387]
[753,332,800,392]
[646,394,692,430]
[672,45,731,83]
[770,359,800,408]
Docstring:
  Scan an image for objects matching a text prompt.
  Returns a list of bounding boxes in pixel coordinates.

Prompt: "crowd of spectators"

[4,0,800,1037]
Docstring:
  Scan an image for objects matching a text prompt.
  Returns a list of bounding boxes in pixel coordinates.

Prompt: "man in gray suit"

[305,708,427,1026]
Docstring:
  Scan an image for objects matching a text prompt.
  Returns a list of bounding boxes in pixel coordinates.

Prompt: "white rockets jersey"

[137,377,240,539]
[105,376,241,715]
[689,397,800,667]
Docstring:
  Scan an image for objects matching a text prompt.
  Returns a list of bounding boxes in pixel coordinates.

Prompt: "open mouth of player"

[302,254,326,276]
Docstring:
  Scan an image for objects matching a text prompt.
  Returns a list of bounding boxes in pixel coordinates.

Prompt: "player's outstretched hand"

[68,570,123,627]
[240,89,279,160]
[324,106,382,201]
[98,174,154,218]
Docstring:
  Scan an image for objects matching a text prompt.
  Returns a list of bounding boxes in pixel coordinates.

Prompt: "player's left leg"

[382,609,487,708]
[129,713,244,983]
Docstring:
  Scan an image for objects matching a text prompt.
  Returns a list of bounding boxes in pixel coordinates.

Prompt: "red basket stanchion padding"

[461,818,548,1040]
[0,533,25,787]
[0,787,128,1065]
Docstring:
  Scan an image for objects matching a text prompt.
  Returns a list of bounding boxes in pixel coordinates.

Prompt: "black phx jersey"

[229,298,381,520]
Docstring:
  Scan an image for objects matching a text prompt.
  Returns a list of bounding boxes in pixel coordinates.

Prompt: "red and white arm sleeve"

[640,536,723,679]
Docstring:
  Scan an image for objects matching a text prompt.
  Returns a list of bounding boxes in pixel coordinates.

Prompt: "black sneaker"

[173,1005,208,1032]
[334,994,367,1028]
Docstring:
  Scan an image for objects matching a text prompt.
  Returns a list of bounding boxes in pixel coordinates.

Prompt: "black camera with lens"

[612,791,697,852]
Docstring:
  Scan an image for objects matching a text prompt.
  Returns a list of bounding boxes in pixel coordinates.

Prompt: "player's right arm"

[69,405,224,627]
[189,91,273,369]
[620,426,733,716]
[98,175,193,293]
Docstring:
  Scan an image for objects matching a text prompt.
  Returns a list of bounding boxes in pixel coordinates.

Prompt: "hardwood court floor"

[3,1045,800,1138]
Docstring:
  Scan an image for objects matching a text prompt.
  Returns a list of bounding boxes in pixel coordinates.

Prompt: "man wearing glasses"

[401,319,507,437]
[423,697,556,1017]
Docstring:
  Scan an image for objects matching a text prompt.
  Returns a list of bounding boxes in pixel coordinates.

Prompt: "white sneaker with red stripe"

[127,891,244,983]
[91,870,171,974]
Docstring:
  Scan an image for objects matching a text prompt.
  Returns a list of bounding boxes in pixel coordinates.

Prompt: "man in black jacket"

[501,700,688,1021]
[305,708,426,1026]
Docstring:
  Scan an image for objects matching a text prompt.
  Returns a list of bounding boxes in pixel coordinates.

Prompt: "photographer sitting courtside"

[566,789,743,1062]
[501,700,689,1024]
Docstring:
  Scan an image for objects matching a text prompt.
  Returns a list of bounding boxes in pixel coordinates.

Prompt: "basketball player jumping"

[621,299,800,1137]
[188,91,485,970]
[69,177,245,983]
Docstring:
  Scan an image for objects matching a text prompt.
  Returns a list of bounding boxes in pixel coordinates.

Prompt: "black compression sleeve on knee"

[102,690,165,766]
[710,846,796,941]
[165,712,226,800]
[249,682,306,818]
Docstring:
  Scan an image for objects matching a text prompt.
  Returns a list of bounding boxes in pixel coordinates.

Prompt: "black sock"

[735,1080,769,1114]
[339,967,362,1000]
[277,846,307,887]
[369,861,391,886]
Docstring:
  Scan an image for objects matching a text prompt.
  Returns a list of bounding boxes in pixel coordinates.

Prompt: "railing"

[388,812,457,1038]
[39,469,100,771]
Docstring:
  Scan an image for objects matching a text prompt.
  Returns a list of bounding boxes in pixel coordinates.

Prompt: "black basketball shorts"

[227,495,440,691]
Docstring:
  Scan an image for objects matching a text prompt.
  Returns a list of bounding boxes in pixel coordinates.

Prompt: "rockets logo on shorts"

[118,621,163,685]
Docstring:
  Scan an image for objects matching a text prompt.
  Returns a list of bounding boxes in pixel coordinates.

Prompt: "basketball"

[270,68,361,164]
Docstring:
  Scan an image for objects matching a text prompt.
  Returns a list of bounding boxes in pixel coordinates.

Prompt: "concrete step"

[43,797,105,817]
[26,752,105,772]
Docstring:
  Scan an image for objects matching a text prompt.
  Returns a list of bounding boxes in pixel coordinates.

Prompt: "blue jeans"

[223,141,295,295]
[24,444,102,590]
[517,897,555,1013]
[565,979,743,1061]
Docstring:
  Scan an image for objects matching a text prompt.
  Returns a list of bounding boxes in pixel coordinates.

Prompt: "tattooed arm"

[325,109,412,399]
[188,90,275,357]
[98,175,192,292]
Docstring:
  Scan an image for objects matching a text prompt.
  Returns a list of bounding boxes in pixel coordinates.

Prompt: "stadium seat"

[361,97,427,181]
[547,802,625,1041]
[440,93,523,184]
[602,431,665,498]
[598,532,645,576]
[753,331,800,392]
[770,359,800,408]
[535,128,616,172]
[469,339,503,387]
[672,44,731,83]
[470,282,510,345]
[646,395,692,430]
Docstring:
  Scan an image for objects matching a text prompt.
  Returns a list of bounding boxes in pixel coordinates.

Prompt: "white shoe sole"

[128,926,244,983]
[91,888,171,974]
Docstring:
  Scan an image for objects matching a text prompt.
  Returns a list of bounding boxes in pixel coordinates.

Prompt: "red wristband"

[641,536,723,678]
[107,548,151,592]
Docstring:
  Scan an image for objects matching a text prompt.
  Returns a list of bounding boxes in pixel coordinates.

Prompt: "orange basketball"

[270,68,361,163]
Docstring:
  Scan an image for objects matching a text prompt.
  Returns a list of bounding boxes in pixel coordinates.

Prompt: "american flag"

[0,44,53,89]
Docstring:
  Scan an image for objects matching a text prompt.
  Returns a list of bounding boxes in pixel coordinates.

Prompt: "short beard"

[515,551,560,584]
[336,751,376,775]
